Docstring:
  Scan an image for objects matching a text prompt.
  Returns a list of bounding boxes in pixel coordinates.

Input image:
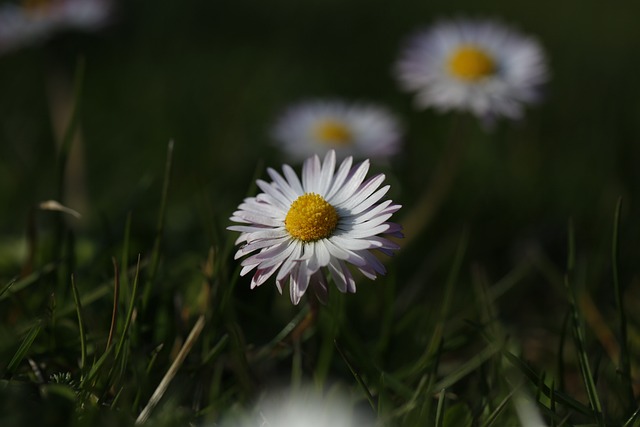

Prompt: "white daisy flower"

[220,386,375,427]
[271,100,403,162]
[228,150,402,305]
[0,0,112,55]
[394,18,549,122]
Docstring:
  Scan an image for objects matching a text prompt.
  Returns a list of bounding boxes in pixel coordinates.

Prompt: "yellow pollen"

[448,45,496,81]
[314,120,353,146]
[285,193,339,242]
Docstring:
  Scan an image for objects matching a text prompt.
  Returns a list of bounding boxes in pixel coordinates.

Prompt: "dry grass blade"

[135,315,206,425]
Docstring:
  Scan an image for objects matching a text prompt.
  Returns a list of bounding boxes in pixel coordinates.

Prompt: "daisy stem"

[400,116,466,248]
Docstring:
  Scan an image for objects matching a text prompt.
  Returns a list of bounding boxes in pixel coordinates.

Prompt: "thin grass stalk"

[482,386,517,427]
[612,197,634,410]
[564,220,604,425]
[314,301,340,386]
[225,321,254,395]
[431,344,499,392]
[334,339,377,412]
[392,374,428,421]
[135,315,206,424]
[114,254,141,365]
[374,267,396,360]
[622,405,640,427]
[291,337,302,391]
[201,334,229,365]
[557,310,570,393]
[502,351,592,417]
[106,257,120,350]
[254,306,309,361]
[56,59,85,202]
[5,320,42,376]
[120,212,132,302]
[409,336,445,423]
[434,388,446,427]
[70,274,87,373]
[79,342,114,389]
[549,380,556,427]
[97,256,142,403]
[52,59,84,267]
[0,279,16,300]
[405,230,468,377]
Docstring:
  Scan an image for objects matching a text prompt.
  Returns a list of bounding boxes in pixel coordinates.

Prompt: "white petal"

[234,236,290,259]
[340,174,385,211]
[267,167,299,201]
[289,265,310,305]
[341,223,394,239]
[358,250,387,275]
[256,180,292,209]
[314,239,332,267]
[243,241,294,268]
[302,154,322,193]
[276,241,304,282]
[348,185,390,215]
[250,263,282,289]
[327,259,347,293]
[328,160,370,206]
[325,156,353,200]
[323,238,367,267]
[311,272,328,304]
[318,150,336,195]
[283,164,305,195]
[230,212,282,227]
[330,235,383,250]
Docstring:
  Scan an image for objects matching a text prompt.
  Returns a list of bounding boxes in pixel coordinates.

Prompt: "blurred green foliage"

[1,0,640,426]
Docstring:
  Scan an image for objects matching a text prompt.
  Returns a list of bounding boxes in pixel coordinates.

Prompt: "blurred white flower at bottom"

[220,386,375,427]
[513,389,548,427]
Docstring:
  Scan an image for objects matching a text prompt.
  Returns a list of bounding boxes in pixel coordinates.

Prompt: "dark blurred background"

[1,0,639,279]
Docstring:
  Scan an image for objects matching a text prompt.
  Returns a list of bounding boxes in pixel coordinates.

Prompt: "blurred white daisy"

[0,0,112,55]
[271,100,403,162]
[228,150,402,305]
[394,18,549,122]
[219,385,375,427]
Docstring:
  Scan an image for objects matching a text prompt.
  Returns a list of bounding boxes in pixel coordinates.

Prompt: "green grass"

[2,1,640,426]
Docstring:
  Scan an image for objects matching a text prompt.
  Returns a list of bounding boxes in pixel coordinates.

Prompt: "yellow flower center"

[285,193,339,242]
[314,120,353,146]
[448,45,496,81]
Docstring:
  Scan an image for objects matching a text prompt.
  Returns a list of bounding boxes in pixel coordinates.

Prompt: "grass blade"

[106,257,120,350]
[5,320,42,376]
[482,386,516,427]
[114,254,141,365]
[0,279,16,299]
[622,406,640,427]
[611,197,634,409]
[434,388,446,427]
[56,58,85,201]
[564,220,604,425]
[120,212,133,302]
[431,343,499,392]
[405,230,468,377]
[334,339,377,412]
[135,315,206,424]
[502,351,592,416]
[70,274,87,373]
